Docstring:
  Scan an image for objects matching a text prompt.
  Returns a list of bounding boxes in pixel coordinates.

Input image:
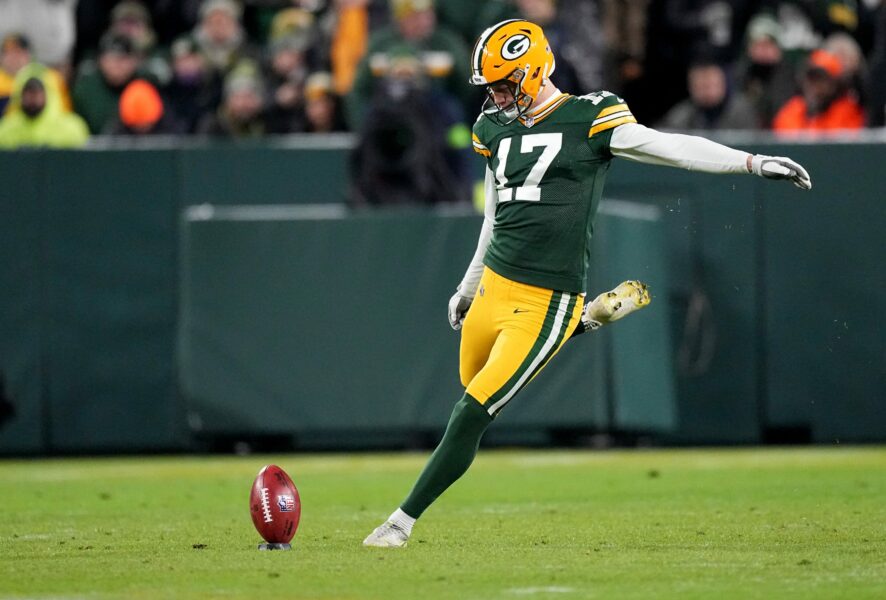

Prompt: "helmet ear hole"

[530,67,541,81]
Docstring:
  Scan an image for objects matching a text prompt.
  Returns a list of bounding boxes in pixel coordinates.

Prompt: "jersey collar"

[519,87,569,128]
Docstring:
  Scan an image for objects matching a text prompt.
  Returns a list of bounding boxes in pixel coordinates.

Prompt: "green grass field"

[1,447,884,599]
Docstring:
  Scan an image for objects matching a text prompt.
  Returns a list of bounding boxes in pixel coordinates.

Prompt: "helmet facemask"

[481,68,535,126]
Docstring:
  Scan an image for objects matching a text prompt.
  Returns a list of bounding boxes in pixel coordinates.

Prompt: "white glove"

[751,155,812,190]
[448,291,473,330]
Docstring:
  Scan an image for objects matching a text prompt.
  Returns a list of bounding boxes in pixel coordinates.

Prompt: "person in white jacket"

[0,0,77,68]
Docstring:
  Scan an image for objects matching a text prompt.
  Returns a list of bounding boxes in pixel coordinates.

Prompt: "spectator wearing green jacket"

[346,0,473,129]
[73,34,143,134]
[0,63,89,149]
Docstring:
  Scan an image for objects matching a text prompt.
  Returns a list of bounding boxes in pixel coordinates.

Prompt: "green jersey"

[471,91,636,293]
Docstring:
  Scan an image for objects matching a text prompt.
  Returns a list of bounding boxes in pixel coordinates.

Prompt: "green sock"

[400,394,493,518]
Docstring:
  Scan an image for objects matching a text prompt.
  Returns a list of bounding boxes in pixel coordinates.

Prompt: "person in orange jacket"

[772,49,865,132]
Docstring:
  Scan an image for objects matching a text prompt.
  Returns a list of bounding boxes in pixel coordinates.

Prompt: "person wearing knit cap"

[193,0,259,78]
[110,1,157,54]
[107,78,185,135]
[303,71,346,132]
[107,0,174,87]
[122,79,160,127]
[163,35,222,133]
[197,63,267,137]
[772,49,865,132]
[346,0,472,129]
[264,9,317,133]
[72,33,143,134]
[823,32,868,110]
[736,13,796,128]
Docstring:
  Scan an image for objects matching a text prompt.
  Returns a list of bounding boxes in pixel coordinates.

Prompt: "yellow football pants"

[460,267,583,417]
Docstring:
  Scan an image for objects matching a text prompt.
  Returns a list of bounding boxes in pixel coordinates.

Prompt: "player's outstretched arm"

[609,123,812,190]
[448,167,497,330]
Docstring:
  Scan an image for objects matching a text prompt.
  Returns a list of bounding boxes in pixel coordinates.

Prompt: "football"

[249,464,301,547]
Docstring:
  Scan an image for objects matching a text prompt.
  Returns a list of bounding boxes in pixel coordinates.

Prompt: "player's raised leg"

[576,280,651,333]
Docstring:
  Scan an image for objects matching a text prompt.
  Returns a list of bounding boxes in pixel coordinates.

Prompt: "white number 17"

[494,133,562,202]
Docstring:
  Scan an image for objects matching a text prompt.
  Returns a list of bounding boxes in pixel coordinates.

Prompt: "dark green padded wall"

[756,144,885,442]
[178,142,350,206]
[39,151,183,451]
[0,153,45,453]
[178,209,675,440]
[604,165,762,443]
[0,140,882,453]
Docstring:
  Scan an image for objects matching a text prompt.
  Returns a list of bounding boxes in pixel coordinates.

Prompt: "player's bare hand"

[751,155,812,190]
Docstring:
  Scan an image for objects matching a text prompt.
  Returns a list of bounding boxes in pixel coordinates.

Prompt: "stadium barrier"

[0,136,882,453]
[177,202,675,448]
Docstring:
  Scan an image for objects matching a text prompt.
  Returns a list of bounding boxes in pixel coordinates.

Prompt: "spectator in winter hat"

[264,9,317,133]
[346,0,472,128]
[736,13,796,127]
[73,34,144,133]
[772,49,865,132]
[194,0,259,77]
[304,71,346,133]
[108,0,172,85]
[107,78,185,135]
[198,63,267,137]
[163,35,222,133]
[109,1,157,54]
[823,32,867,106]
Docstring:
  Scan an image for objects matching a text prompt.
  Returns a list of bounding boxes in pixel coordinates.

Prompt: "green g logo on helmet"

[501,34,530,60]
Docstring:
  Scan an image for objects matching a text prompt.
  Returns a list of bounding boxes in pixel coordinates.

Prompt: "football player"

[364,19,811,548]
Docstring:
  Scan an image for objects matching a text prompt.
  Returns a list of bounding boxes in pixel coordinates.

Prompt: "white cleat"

[583,280,651,330]
[362,521,409,548]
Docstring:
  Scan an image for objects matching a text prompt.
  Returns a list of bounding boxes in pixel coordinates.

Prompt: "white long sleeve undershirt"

[610,122,750,174]
[457,166,497,298]
[456,123,752,295]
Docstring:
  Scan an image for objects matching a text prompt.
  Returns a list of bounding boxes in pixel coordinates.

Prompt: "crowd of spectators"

[0,0,885,151]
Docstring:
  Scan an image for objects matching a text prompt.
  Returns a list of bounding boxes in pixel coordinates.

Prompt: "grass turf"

[1,447,884,599]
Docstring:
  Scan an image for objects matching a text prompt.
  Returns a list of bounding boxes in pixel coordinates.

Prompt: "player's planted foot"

[583,280,651,329]
[362,521,409,548]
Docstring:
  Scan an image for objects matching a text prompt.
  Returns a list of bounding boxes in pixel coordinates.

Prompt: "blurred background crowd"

[0,0,884,197]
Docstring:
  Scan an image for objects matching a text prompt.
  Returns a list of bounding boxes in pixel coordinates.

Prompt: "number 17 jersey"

[471,91,636,294]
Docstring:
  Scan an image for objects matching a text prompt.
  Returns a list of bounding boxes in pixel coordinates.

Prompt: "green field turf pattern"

[1,448,884,599]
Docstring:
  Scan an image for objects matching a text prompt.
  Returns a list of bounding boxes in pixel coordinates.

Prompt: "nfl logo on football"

[277,495,295,512]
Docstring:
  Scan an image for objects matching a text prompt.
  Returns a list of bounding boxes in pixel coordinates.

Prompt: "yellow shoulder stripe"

[518,94,572,127]
[528,94,571,124]
[596,103,630,119]
[588,115,637,137]
[472,133,490,154]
